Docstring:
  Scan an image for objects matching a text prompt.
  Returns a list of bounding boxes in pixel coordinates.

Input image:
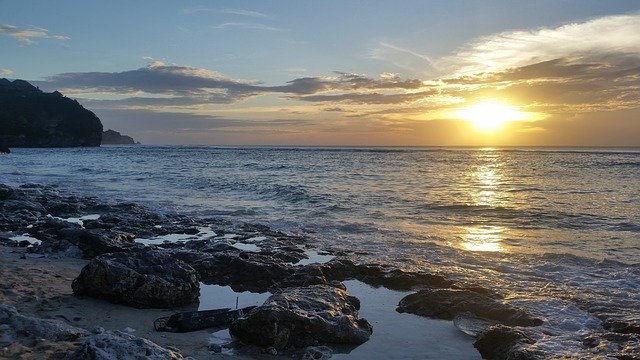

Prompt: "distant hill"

[102,129,139,145]
[0,78,103,147]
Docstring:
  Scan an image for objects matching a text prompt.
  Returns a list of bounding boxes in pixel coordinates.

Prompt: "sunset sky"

[2,1,639,146]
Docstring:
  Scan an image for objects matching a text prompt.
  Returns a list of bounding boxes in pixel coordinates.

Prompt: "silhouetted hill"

[0,79,103,147]
[102,129,139,145]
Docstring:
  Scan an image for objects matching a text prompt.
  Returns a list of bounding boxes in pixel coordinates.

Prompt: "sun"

[455,100,528,132]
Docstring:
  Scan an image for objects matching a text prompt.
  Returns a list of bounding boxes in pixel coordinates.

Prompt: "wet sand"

[0,244,481,359]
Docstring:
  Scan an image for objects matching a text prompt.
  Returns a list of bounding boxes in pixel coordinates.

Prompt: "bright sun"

[456,100,528,132]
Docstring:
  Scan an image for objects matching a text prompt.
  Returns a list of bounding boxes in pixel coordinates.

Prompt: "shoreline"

[1,183,638,359]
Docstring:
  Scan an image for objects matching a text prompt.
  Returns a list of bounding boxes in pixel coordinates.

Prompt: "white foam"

[9,234,42,245]
[135,226,216,246]
[295,249,335,266]
[49,214,100,227]
[231,242,260,252]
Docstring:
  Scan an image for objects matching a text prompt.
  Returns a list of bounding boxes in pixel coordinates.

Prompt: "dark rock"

[173,249,292,293]
[473,325,540,360]
[396,289,543,327]
[17,240,31,247]
[0,184,14,200]
[101,129,138,145]
[0,78,103,147]
[26,239,83,258]
[0,304,89,341]
[0,236,18,247]
[229,285,372,349]
[59,228,141,259]
[70,331,184,360]
[0,145,9,154]
[72,250,200,308]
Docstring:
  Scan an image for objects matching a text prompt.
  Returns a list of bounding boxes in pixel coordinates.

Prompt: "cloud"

[38,62,430,108]
[442,13,640,76]
[181,6,268,18]
[213,22,282,32]
[0,68,12,76]
[221,8,268,18]
[0,24,70,45]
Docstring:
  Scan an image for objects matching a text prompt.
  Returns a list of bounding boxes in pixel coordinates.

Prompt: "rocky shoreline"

[2,183,633,359]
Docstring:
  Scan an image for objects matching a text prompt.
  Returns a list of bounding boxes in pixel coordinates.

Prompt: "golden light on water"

[455,100,529,132]
[462,225,505,252]
[460,150,507,252]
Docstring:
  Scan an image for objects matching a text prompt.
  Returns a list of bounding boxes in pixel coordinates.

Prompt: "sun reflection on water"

[461,150,509,252]
[462,225,505,252]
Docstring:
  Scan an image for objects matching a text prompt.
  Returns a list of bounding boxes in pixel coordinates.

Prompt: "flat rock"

[0,304,89,342]
[473,324,541,360]
[229,284,372,349]
[72,250,200,308]
[396,288,543,327]
[69,331,184,360]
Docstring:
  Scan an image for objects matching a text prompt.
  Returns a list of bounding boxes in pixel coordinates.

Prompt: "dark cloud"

[37,62,430,108]
[295,90,436,104]
[442,56,640,111]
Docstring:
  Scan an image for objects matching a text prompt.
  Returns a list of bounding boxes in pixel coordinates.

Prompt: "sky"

[1,0,639,146]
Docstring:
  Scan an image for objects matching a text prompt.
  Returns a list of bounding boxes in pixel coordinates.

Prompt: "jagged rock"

[229,285,372,349]
[173,249,292,293]
[72,251,200,308]
[396,289,543,327]
[59,228,141,259]
[0,78,103,147]
[101,129,138,145]
[69,331,184,360]
[473,325,540,360]
[0,304,89,341]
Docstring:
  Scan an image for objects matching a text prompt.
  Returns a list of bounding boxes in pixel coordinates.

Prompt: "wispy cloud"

[0,23,70,45]
[221,8,268,18]
[213,22,282,32]
[181,6,268,18]
[0,68,13,76]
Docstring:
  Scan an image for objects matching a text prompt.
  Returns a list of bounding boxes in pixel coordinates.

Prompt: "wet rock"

[0,304,89,341]
[396,289,543,327]
[297,346,333,360]
[60,228,141,259]
[173,249,292,293]
[72,250,200,308]
[229,284,372,350]
[473,325,540,360]
[355,265,453,290]
[26,238,84,258]
[0,184,14,200]
[69,331,184,360]
[0,236,18,247]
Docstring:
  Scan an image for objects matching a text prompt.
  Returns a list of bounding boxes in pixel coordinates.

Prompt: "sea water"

[1,146,639,356]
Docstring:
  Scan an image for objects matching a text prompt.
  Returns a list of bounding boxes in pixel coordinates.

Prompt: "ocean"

[1,146,639,356]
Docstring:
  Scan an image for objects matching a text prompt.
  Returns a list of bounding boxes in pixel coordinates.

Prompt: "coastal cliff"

[0,78,103,147]
[101,129,139,145]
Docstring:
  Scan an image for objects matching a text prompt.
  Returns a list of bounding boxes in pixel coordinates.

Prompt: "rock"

[0,145,9,154]
[59,228,141,259]
[101,129,138,145]
[0,78,103,147]
[298,346,333,360]
[229,285,372,349]
[473,325,540,360]
[72,250,200,308]
[173,249,292,293]
[396,289,542,327]
[69,331,184,360]
[0,304,89,341]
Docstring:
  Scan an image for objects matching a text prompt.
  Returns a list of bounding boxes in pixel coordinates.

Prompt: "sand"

[0,245,255,359]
